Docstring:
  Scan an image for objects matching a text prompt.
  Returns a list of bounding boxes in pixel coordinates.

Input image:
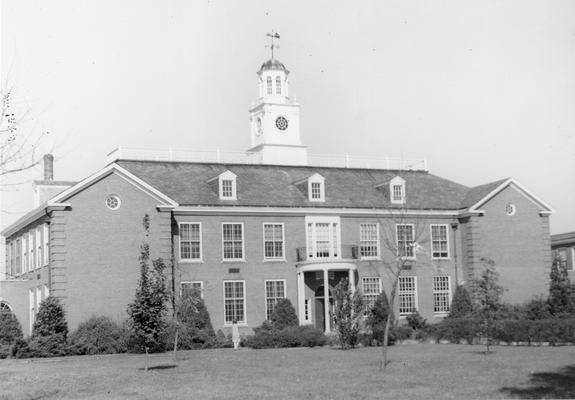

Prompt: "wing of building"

[0,55,554,335]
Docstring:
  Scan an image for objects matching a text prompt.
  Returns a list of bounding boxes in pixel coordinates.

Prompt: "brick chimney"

[43,154,54,181]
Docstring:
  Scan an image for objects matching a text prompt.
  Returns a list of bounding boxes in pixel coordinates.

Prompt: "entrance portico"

[296,262,357,333]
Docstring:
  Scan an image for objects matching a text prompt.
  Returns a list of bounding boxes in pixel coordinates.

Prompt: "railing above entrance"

[296,245,359,262]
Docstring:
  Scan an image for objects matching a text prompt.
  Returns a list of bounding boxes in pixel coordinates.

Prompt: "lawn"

[1,344,574,400]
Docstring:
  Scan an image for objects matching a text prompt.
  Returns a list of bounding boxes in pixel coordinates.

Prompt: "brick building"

[0,56,554,336]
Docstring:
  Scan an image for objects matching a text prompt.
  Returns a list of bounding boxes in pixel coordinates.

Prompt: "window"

[29,231,35,270]
[23,233,29,272]
[180,223,202,261]
[360,223,379,258]
[431,224,449,259]
[43,224,49,266]
[362,277,382,312]
[15,238,21,275]
[217,171,237,200]
[221,180,233,198]
[304,299,311,323]
[222,223,244,260]
[105,194,121,210]
[275,76,281,95]
[36,226,43,268]
[263,223,284,260]
[307,174,325,202]
[306,217,340,259]
[571,248,575,271]
[396,224,415,258]
[265,280,286,320]
[224,280,245,324]
[390,176,406,204]
[181,281,203,299]
[433,276,451,314]
[398,276,417,315]
[266,76,272,95]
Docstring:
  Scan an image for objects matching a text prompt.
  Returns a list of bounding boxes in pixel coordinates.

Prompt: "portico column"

[297,272,305,325]
[348,268,356,294]
[323,268,330,333]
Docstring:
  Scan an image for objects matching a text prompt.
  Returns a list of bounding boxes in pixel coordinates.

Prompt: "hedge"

[244,323,326,349]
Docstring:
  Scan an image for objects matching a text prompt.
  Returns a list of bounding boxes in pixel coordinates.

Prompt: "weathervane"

[266,31,280,59]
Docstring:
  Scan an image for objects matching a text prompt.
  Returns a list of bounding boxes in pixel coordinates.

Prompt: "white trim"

[180,280,204,299]
[305,216,341,260]
[396,224,416,260]
[264,279,287,320]
[469,178,554,214]
[430,224,450,259]
[221,222,245,262]
[398,276,418,316]
[262,223,286,261]
[179,222,203,262]
[390,176,406,204]
[359,223,380,259]
[223,280,247,326]
[217,170,237,200]
[308,173,325,202]
[432,275,451,315]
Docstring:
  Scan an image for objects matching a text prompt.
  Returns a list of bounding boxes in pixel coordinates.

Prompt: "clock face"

[275,116,288,131]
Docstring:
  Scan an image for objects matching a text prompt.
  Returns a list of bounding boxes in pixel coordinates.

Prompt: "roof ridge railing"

[106,147,428,171]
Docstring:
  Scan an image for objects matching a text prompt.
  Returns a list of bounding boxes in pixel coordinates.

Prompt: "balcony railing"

[296,245,359,262]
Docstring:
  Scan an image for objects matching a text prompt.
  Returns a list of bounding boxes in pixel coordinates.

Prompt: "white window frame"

[398,276,418,316]
[396,224,416,259]
[223,280,246,326]
[359,223,380,259]
[23,233,29,273]
[263,223,285,261]
[218,171,237,200]
[179,222,203,262]
[181,281,204,299]
[36,226,43,269]
[43,223,50,266]
[433,276,451,314]
[571,247,575,271]
[266,76,273,95]
[390,176,406,204]
[265,279,286,320]
[275,75,282,95]
[305,216,341,260]
[308,174,325,202]
[222,222,245,261]
[16,238,21,275]
[361,277,382,313]
[29,231,35,270]
[430,224,450,259]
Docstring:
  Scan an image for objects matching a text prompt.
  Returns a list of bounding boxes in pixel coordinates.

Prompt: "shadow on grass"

[138,364,177,371]
[500,365,575,399]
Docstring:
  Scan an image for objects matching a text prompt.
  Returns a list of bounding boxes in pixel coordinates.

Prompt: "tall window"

[221,180,234,198]
[217,171,237,200]
[392,185,403,202]
[224,280,245,324]
[362,277,382,312]
[433,276,451,313]
[396,224,415,258]
[275,76,282,95]
[431,225,449,259]
[180,223,202,261]
[263,223,284,260]
[398,276,417,315]
[265,280,286,320]
[390,176,406,204]
[306,217,340,259]
[222,223,244,260]
[43,224,50,266]
[266,76,272,95]
[311,183,323,201]
[36,227,43,268]
[23,234,28,273]
[360,223,379,258]
[29,231,35,270]
[181,281,203,299]
[15,238,21,275]
[307,174,325,202]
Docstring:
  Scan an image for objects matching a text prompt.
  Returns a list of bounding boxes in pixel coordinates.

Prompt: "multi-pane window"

[275,76,281,95]
[362,277,382,312]
[29,231,35,270]
[263,223,284,260]
[360,223,379,258]
[23,234,29,273]
[15,238,21,275]
[180,223,202,261]
[398,276,417,315]
[181,281,203,299]
[311,182,322,200]
[221,179,234,199]
[390,176,406,204]
[224,280,245,324]
[266,76,273,95]
[431,225,449,259]
[36,227,43,268]
[392,185,403,202]
[396,224,415,258]
[306,218,340,259]
[265,280,286,320]
[433,276,451,313]
[222,223,244,260]
[43,224,50,266]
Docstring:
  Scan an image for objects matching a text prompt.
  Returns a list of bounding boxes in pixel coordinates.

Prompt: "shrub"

[366,292,391,345]
[522,297,552,320]
[32,297,68,339]
[449,285,474,318]
[390,325,413,342]
[69,316,127,355]
[270,298,299,330]
[244,324,326,349]
[331,278,363,349]
[214,329,232,348]
[435,318,481,344]
[0,312,24,346]
[173,292,216,350]
[406,311,426,331]
[548,254,574,316]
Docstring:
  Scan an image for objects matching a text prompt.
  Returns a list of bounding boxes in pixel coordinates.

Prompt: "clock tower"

[247,35,308,165]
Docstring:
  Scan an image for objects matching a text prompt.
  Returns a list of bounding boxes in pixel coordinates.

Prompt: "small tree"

[127,214,169,360]
[471,257,504,353]
[32,297,68,339]
[548,254,574,317]
[448,285,474,318]
[366,291,391,345]
[173,290,215,354]
[331,278,363,349]
[0,312,24,345]
[270,298,298,330]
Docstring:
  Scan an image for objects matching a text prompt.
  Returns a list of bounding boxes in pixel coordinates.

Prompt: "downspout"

[451,221,459,285]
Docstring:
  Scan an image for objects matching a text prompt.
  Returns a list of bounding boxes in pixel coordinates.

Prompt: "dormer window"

[308,174,325,202]
[266,76,273,95]
[390,176,405,204]
[275,76,281,95]
[217,171,237,200]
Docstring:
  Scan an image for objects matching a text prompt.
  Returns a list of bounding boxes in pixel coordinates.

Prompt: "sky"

[1,0,574,234]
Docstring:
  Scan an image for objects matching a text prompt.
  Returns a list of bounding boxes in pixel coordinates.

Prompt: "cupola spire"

[266,31,280,59]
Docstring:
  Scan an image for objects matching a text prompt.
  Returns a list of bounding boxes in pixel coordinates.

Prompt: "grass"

[1,344,575,399]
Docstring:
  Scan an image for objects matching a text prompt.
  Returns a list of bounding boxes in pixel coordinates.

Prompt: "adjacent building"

[0,55,554,336]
